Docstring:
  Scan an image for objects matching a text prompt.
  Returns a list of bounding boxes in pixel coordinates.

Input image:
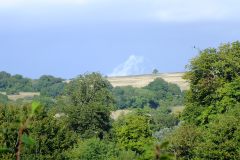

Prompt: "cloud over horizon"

[109,55,145,77]
[1,0,239,22]
[153,0,230,22]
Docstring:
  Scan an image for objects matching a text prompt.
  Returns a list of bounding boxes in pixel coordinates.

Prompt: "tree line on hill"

[0,70,185,110]
[0,72,65,97]
[0,41,240,159]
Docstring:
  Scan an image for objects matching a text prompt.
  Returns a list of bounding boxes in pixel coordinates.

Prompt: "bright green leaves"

[22,134,35,146]
[31,101,41,115]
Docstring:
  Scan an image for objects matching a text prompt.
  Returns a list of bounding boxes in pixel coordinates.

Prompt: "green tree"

[183,41,240,124]
[0,104,21,159]
[34,75,65,97]
[171,41,240,160]
[0,72,33,94]
[64,73,114,139]
[150,107,179,132]
[214,77,240,113]
[66,138,116,160]
[113,113,154,159]
[167,124,201,159]
[32,95,55,110]
[193,106,240,159]
[0,71,11,91]
[0,103,77,160]
[0,102,42,160]
[112,86,155,109]
[22,108,77,160]
[144,78,182,101]
[152,69,159,74]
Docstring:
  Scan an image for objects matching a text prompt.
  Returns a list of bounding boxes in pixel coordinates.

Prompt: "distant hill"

[1,72,189,101]
[107,72,189,91]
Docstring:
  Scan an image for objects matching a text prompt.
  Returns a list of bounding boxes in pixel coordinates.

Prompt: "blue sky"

[1,0,240,78]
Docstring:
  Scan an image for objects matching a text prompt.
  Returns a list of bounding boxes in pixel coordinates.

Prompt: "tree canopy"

[167,41,240,159]
[64,72,114,139]
[183,41,240,125]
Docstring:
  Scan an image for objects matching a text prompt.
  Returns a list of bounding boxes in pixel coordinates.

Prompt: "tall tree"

[65,73,114,139]
[183,41,240,124]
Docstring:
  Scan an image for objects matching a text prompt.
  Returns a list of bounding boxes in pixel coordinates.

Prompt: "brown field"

[6,92,40,101]
[107,72,189,91]
[111,106,185,120]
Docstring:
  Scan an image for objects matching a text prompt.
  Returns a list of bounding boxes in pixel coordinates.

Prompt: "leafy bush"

[66,138,117,160]
[113,113,154,159]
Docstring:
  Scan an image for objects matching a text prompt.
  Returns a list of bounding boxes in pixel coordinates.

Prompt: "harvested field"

[111,109,132,120]
[7,92,40,101]
[107,72,189,91]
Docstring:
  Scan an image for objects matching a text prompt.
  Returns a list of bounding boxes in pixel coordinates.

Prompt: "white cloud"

[151,0,236,22]
[109,55,145,76]
[0,0,239,22]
